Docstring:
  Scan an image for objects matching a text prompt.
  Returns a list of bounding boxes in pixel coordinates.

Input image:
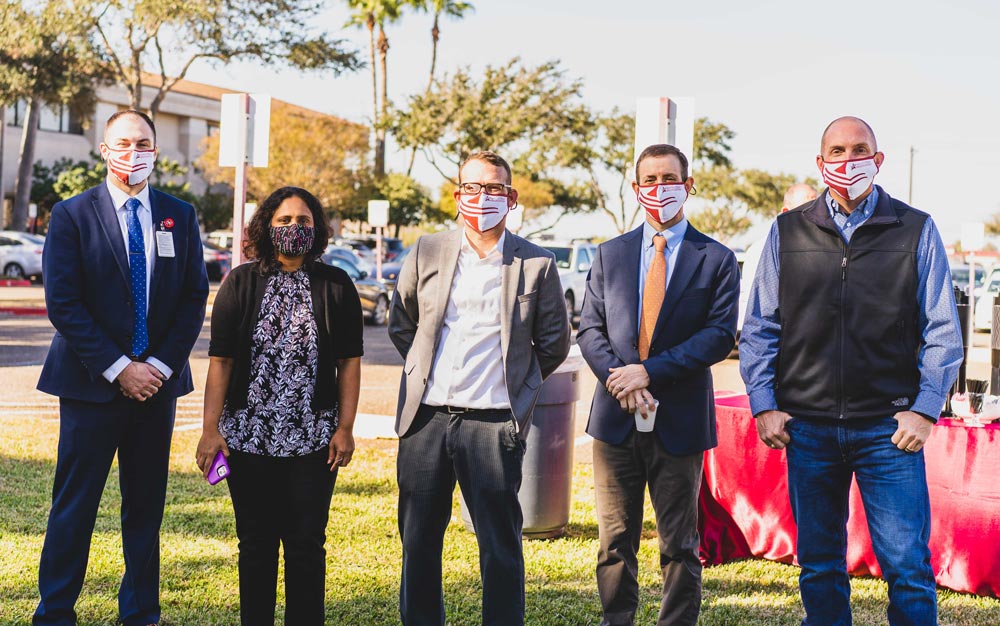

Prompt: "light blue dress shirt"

[740,188,963,420]
[638,217,688,331]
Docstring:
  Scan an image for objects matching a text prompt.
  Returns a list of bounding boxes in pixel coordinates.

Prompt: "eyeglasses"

[458,182,510,195]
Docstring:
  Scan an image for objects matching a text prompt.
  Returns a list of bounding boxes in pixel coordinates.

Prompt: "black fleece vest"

[775,188,927,419]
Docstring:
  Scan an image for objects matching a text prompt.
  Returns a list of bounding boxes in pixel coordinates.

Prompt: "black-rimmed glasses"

[458,182,510,195]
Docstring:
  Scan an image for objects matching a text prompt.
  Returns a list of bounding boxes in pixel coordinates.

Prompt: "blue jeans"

[785,416,936,626]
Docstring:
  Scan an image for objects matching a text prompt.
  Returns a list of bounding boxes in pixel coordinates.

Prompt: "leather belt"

[439,405,507,415]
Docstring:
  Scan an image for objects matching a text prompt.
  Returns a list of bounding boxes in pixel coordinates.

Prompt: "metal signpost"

[219,93,271,267]
[368,199,389,281]
[961,222,986,354]
[633,97,696,172]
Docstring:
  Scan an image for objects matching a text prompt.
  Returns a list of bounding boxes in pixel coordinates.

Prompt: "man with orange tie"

[577,143,740,626]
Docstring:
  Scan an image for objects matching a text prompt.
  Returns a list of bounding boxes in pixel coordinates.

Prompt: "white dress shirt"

[102,178,172,383]
[423,231,510,409]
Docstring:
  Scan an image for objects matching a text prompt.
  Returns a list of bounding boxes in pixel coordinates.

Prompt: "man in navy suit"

[33,110,208,626]
[578,144,739,626]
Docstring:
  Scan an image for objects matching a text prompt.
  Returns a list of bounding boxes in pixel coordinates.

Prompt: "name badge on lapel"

[156,218,175,258]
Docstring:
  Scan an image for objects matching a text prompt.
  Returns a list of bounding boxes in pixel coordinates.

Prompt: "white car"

[0,231,44,281]
[533,240,597,324]
[974,267,1000,331]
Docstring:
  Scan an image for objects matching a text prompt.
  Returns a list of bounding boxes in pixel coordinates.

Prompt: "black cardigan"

[208,262,364,411]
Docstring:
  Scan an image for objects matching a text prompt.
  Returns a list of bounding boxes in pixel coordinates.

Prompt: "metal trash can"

[459,349,584,539]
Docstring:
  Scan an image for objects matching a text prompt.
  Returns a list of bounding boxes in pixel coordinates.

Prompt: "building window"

[4,101,26,126]
[3,100,83,134]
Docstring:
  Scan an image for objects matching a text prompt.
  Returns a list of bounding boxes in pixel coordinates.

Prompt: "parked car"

[205,230,235,251]
[322,254,389,326]
[337,235,405,261]
[324,244,374,275]
[951,263,987,296]
[201,239,232,282]
[333,238,379,267]
[0,231,45,281]
[378,245,410,292]
[532,240,597,324]
[974,267,1000,331]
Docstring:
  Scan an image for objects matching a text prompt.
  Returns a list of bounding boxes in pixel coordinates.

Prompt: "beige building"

[0,75,255,229]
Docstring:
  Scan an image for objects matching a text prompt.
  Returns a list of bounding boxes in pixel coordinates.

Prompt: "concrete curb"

[0,306,47,316]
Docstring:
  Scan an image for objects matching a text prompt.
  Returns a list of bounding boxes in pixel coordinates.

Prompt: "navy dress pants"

[34,395,176,626]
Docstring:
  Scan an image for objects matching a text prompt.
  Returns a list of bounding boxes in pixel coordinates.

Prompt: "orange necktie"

[638,234,667,360]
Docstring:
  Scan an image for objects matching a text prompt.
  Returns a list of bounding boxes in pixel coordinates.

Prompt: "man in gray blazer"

[388,150,570,626]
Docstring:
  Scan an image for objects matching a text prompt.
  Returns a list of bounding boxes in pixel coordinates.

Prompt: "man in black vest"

[739,116,963,626]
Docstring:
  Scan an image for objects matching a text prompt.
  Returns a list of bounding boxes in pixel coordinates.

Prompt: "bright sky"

[188,0,1000,245]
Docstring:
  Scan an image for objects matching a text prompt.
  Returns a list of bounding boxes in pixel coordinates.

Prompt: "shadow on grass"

[564,518,659,542]
[0,454,55,535]
[2,555,240,626]
[333,475,397,497]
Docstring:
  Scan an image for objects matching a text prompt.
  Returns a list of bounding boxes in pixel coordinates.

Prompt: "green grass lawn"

[2,412,998,625]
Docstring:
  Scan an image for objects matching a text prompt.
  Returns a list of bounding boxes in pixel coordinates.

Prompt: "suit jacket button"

[632,343,638,350]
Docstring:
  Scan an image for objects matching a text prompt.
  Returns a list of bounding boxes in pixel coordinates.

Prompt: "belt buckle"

[444,405,470,414]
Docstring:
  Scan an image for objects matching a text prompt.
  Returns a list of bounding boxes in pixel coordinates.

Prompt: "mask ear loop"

[689,186,697,196]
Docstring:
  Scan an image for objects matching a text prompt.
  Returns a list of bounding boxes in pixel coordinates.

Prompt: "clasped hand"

[118,361,166,401]
[607,364,654,414]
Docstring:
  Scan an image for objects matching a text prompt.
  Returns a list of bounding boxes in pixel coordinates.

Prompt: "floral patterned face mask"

[269,224,315,257]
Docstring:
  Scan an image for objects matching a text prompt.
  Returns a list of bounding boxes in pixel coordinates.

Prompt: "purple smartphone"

[207,450,230,485]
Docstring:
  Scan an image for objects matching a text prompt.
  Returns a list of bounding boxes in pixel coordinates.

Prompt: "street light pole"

[908,145,916,205]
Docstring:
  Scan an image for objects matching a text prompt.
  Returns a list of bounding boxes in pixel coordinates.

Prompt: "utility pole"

[0,104,6,229]
[908,145,916,205]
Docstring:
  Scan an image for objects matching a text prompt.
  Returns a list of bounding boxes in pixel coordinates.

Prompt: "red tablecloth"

[698,393,1000,597]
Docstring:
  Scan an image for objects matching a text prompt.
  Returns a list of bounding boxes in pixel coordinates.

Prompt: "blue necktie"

[125,197,148,357]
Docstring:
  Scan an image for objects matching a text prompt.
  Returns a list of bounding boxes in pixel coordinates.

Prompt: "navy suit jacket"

[577,223,739,456]
[37,183,209,403]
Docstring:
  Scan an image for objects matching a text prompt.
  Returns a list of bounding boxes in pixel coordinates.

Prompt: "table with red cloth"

[697,392,1000,598]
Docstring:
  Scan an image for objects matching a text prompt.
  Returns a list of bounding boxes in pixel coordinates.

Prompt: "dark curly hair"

[243,186,331,274]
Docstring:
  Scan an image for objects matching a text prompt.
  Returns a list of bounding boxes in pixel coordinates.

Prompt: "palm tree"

[346,0,410,178]
[424,0,473,91]
[405,0,474,175]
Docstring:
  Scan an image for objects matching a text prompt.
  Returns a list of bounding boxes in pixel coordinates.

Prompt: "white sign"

[505,205,523,232]
[633,97,696,169]
[28,203,37,218]
[961,222,985,252]
[219,93,271,167]
[368,200,389,227]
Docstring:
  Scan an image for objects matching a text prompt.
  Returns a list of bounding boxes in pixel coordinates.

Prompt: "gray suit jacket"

[388,228,571,439]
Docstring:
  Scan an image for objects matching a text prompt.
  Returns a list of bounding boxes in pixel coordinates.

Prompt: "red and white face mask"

[821,157,879,201]
[106,148,156,186]
[457,191,510,233]
[636,183,687,224]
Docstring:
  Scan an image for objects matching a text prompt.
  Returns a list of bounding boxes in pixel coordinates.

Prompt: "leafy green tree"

[0,0,109,231]
[85,0,361,118]
[392,58,588,179]
[393,60,643,235]
[374,172,441,235]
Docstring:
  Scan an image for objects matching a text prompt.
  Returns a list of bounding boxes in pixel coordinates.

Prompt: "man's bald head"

[782,183,818,212]
[820,116,877,154]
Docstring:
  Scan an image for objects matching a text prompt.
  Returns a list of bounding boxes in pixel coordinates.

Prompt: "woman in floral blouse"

[195,186,363,626]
